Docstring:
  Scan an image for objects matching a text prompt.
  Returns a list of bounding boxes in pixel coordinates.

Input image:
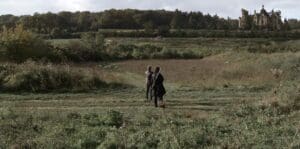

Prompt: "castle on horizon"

[239,5,286,30]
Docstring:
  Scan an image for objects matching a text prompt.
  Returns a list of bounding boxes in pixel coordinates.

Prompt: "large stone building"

[239,5,284,30]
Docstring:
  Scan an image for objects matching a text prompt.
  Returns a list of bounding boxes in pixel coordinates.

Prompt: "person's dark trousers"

[154,95,158,107]
[154,95,163,107]
[146,84,152,101]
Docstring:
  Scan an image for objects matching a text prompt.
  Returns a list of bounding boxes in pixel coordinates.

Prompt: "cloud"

[54,0,91,11]
[0,0,89,15]
[0,0,299,19]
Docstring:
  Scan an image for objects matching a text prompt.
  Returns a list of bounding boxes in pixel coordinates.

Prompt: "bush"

[0,61,110,92]
[155,48,178,59]
[108,44,137,59]
[157,25,170,36]
[0,26,204,63]
[50,28,71,39]
[132,44,163,59]
[50,41,105,62]
[0,25,51,62]
[180,50,203,59]
[48,32,108,62]
[81,32,105,51]
[0,27,109,63]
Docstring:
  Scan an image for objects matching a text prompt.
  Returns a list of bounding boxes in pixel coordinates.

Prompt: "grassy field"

[1,38,300,148]
[50,37,300,57]
[51,37,274,50]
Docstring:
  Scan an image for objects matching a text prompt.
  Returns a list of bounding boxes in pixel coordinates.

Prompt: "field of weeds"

[0,49,299,148]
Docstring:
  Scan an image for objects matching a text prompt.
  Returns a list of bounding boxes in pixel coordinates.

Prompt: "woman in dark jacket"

[152,67,166,108]
[145,66,153,101]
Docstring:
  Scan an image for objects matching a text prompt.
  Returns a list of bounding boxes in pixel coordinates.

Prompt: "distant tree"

[204,14,217,29]
[171,9,185,29]
[227,18,239,30]
[0,15,18,29]
[50,27,70,38]
[77,11,92,31]
[288,19,300,29]
[282,19,291,31]
[0,9,255,35]
[57,11,74,32]
[188,13,199,29]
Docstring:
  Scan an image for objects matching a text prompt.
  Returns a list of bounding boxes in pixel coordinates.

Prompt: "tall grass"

[107,44,203,60]
[0,61,124,92]
[1,106,298,148]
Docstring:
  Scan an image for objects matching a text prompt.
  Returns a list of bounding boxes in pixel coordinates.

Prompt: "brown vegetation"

[115,52,290,88]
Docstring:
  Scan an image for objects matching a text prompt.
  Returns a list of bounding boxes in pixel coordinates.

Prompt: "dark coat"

[152,73,166,97]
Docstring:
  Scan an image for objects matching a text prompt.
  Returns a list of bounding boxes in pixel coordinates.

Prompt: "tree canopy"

[0,9,239,34]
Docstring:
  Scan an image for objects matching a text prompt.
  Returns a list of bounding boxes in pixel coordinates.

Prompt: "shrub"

[0,28,109,63]
[108,44,137,59]
[50,41,104,62]
[0,26,205,62]
[180,50,203,59]
[81,32,105,51]
[0,61,109,92]
[132,44,163,59]
[0,25,51,62]
[155,48,178,59]
[157,25,170,36]
[50,28,71,39]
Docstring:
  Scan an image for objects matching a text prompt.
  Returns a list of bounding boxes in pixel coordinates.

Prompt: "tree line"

[0,9,239,34]
[288,19,300,30]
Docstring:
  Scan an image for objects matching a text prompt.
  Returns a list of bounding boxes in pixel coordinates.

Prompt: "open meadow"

[1,2,300,148]
[0,36,299,148]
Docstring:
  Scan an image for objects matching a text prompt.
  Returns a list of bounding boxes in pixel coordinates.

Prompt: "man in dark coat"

[152,67,166,108]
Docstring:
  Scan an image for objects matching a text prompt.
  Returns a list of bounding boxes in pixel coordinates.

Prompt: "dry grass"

[114,52,280,88]
[1,51,299,148]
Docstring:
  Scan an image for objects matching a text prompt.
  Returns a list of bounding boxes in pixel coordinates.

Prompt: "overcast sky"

[0,0,299,19]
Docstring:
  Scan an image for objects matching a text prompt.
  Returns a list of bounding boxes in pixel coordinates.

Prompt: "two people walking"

[145,66,166,108]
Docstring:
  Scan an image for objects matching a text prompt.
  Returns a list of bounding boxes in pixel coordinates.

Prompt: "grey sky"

[0,0,299,19]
